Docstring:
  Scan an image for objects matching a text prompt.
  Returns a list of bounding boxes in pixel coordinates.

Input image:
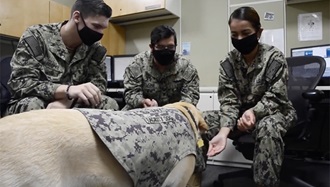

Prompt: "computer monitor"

[111,54,136,82]
[291,44,330,86]
[104,55,112,82]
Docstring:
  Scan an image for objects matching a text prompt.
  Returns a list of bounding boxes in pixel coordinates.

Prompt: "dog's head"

[164,102,209,133]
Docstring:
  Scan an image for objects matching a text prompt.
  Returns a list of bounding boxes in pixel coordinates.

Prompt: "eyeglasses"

[154,44,176,50]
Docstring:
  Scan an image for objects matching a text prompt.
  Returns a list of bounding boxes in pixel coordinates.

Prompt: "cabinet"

[101,23,126,55]
[0,0,125,56]
[198,93,215,111]
[104,0,180,25]
[197,87,219,111]
[48,0,125,55]
[49,0,71,23]
[0,0,49,37]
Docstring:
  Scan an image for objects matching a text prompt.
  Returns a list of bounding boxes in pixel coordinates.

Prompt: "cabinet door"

[0,0,49,37]
[101,23,126,55]
[197,93,214,111]
[105,0,164,17]
[49,0,71,23]
[213,92,220,110]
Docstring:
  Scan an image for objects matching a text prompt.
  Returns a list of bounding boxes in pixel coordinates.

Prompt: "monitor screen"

[104,56,112,82]
[111,54,136,81]
[291,44,330,86]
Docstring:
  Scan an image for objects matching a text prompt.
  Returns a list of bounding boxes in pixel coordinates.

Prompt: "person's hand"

[67,83,102,107]
[207,133,227,157]
[46,99,70,109]
[237,109,256,132]
[142,99,158,108]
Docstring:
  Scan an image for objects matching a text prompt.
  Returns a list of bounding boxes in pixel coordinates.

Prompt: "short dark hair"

[150,25,177,46]
[71,0,112,18]
[228,6,261,31]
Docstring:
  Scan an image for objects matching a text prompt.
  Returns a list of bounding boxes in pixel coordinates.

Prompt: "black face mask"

[231,33,258,55]
[152,49,175,66]
[77,14,103,46]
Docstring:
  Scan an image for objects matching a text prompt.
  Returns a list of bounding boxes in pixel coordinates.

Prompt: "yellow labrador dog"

[0,102,208,187]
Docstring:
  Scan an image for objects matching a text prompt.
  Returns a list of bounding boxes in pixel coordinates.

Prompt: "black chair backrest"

[286,56,326,126]
[0,56,12,117]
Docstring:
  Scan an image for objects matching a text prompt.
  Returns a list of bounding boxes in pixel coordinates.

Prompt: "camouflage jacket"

[123,51,200,110]
[218,43,297,130]
[76,107,196,187]
[8,21,107,103]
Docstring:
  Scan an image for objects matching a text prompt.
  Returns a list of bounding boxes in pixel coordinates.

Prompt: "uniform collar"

[232,44,264,70]
[46,21,89,63]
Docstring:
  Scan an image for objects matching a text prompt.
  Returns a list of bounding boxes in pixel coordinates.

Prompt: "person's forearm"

[54,85,69,100]
[217,127,231,137]
[124,88,144,108]
[9,79,61,102]
[181,87,199,106]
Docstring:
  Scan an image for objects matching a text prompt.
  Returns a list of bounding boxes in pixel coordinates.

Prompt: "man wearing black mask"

[123,25,200,110]
[123,25,203,186]
[6,0,119,115]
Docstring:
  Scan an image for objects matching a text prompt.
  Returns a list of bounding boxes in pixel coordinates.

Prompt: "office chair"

[214,56,327,187]
[0,56,12,117]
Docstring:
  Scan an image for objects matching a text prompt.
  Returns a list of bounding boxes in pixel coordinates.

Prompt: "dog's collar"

[182,105,204,148]
[183,106,198,130]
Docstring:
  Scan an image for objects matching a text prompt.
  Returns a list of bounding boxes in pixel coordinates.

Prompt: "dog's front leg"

[161,154,195,187]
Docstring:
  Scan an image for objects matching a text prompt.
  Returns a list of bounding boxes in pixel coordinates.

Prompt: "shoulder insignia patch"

[24,36,43,61]
[221,59,234,79]
[266,60,282,82]
[92,46,107,63]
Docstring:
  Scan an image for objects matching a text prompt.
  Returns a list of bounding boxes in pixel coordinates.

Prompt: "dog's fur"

[0,102,207,187]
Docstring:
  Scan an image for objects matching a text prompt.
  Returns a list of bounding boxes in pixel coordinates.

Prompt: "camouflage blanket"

[76,107,197,187]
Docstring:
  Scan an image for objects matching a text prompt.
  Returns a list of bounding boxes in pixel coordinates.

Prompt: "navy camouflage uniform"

[122,51,206,174]
[203,43,297,186]
[6,21,118,115]
[122,51,200,109]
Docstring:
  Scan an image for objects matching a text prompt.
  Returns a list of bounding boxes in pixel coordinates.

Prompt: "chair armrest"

[302,89,324,102]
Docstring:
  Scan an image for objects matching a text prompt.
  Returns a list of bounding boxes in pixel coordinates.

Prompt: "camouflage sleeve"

[218,58,240,130]
[86,45,107,94]
[123,59,144,109]
[8,28,61,102]
[180,62,200,106]
[251,54,290,120]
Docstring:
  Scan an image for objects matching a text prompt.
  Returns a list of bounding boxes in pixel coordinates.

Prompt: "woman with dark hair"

[205,6,297,187]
